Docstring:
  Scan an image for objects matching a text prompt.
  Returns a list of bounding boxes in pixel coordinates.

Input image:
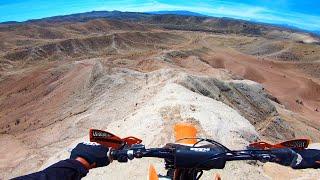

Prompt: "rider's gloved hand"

[291,149,320,169]
[70,142,111,169]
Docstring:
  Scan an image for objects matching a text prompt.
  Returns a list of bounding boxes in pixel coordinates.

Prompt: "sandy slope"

[39,82,263,180]
[200,48,320,126]
[1,59,319,179]
[0,23,320,179]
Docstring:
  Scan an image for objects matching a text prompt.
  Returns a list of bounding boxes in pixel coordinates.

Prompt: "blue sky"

[0,0,319,31]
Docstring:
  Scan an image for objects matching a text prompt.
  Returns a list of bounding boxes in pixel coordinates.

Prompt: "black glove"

[70,142,110,167]
[291,149,320,169]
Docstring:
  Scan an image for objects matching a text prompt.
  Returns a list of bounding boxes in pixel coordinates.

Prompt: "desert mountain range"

[0,11,319,179]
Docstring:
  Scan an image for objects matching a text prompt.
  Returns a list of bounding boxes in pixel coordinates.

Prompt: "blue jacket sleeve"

[12,159,89,180]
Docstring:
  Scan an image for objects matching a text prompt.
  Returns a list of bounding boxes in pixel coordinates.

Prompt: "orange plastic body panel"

[213,173,222,180]
[174,123,197,144]
[89,129,142,149]
[249,139,310,150]
[149,165,159,180]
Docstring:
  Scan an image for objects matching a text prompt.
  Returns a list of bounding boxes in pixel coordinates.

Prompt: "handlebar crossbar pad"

[174,147,227,169]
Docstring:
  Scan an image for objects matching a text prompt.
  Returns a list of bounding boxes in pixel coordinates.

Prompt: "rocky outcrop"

[177,75,295,140]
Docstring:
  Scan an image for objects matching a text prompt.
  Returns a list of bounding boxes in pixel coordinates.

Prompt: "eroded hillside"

[0,12,319,179]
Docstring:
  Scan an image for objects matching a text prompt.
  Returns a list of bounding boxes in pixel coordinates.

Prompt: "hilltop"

[0,11,319,179]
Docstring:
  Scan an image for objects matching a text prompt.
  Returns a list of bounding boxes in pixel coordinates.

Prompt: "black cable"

[176,138,231,152]
[204,139,231,152]
[192,139,206,147]
[193,149,275,170]
[175,137,203,143]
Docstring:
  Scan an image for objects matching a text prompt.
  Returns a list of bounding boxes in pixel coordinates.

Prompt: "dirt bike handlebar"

[89,128,319,180]
[111,146,173,162]
[109,144,317,170]
[88,129,320,170]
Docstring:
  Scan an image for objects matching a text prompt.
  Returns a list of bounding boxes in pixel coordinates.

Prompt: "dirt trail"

[261,41,293,59]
